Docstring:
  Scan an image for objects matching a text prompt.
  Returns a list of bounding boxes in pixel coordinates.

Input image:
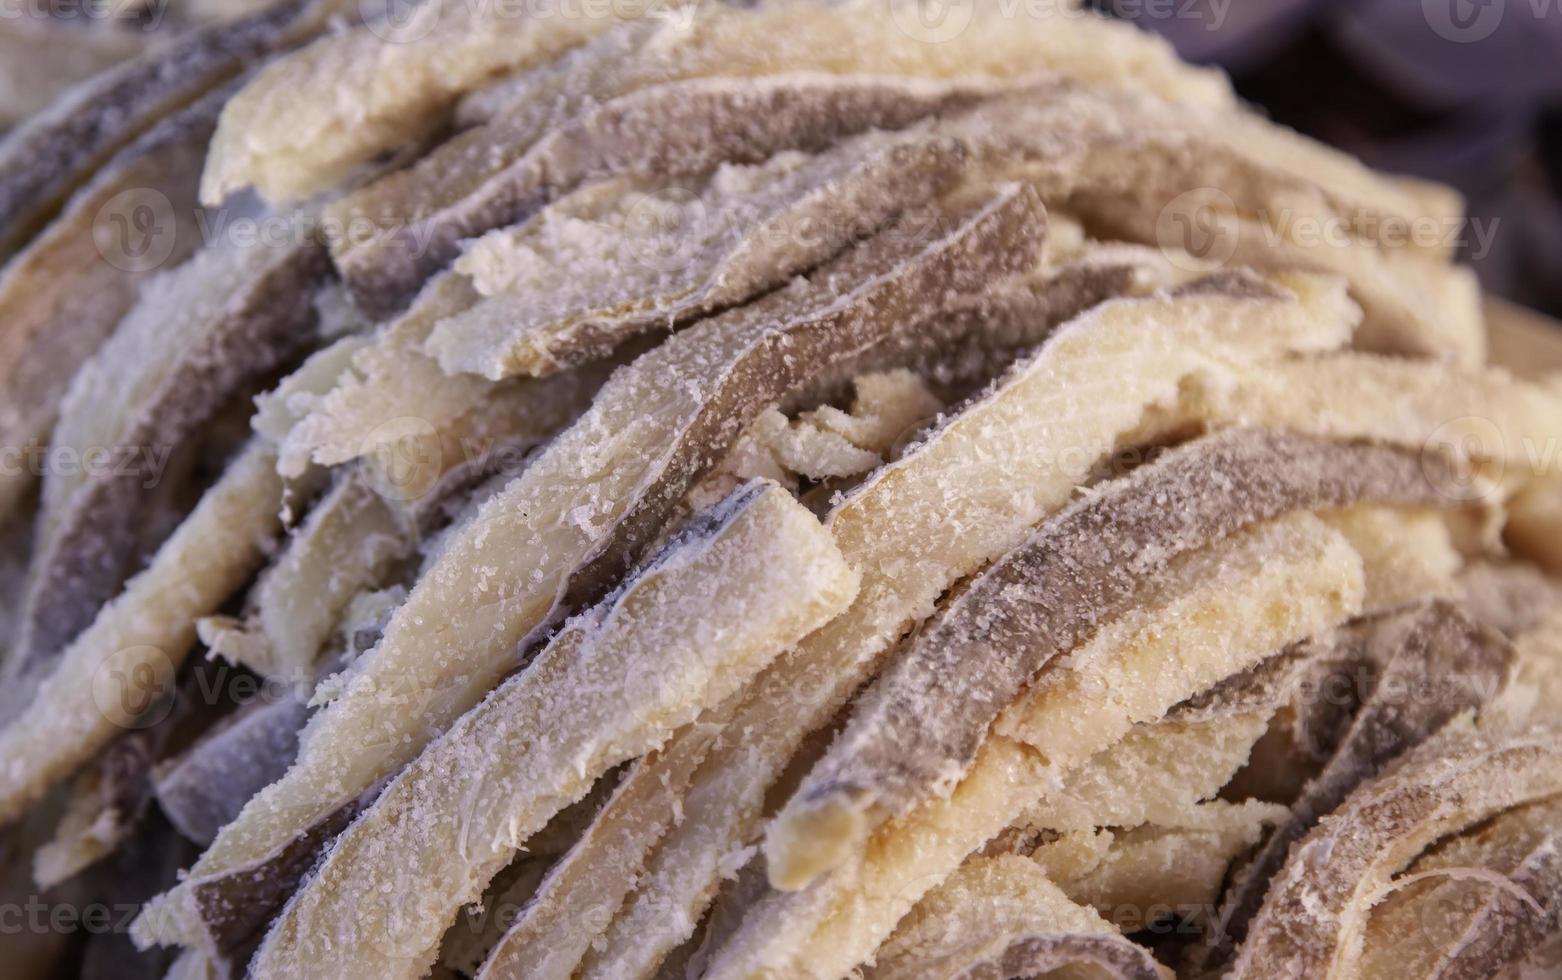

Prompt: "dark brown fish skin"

[0,0,319,261]
[781,427,1465,857]
[557,181,1044,615]
[1204,600,1514,962]
[168,183,1044,977]
[16,240,331,671]
[0,79,233,530]
[1228,729,1562,979]
[187,792,370,978]
[333,74,1006,319]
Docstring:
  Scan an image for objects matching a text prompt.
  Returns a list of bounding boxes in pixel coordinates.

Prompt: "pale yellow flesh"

[248,483,858,980]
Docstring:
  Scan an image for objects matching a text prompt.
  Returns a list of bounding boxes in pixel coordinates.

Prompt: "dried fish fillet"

[422,128,962,380]
[0,443,284,826]
[249,481,858,979]
[1321,506,1463,612]
[200,0,674,205]
[1018,697,1280,836]
[1077,192,1485,362]
[136,186,1039,952]
[0,81,224,528]
[765,430,1454,892]
[1230,728,1562,979]
[460,1,1229,130]
[994,513,1363,778]
[865,852,1166,980]
[197,470,408,684]
[475,707,737,980]
[1026,801,1288,924]
[334,74,1001,319]
[574,274,1357,979]
[1173,352,1562,484]
[276,272,622,480]
[333,0,1231,313]
[686,509,1358,980]
[234,0,1226,212]
[1358,795,1562,980]
[1207,602,1514,960]
[0,0,318,257]
[1486,609,1562,734]
[17,232,328,668]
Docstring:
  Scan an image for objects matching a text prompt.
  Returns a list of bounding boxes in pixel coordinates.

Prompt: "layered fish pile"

[2,2,1561,978]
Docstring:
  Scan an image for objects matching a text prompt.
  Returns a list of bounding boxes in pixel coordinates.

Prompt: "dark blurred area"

[1093,0,1562,320]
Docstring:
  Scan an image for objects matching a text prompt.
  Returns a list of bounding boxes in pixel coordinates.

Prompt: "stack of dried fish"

[1,2,1560,978]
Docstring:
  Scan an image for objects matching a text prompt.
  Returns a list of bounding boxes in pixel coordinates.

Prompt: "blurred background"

[1094,0,1562,320]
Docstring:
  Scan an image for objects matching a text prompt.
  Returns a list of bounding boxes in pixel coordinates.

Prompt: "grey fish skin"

[334,74,1005,320]
[768,427,1465,890]
[16,240,331,672]
[0,0,319,261]
[1203,600,1515,964]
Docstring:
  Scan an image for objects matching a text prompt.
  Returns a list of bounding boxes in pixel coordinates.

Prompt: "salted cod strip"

[0,443,284,825]
[711,443,1467,977]
[0,82,226,527]
[473,704,739,980]
[16,231,329,668]
[278,130,964,476]
[1028,802,1289,928]
[474,257,1271,980]
[939,85,1476,360]
[1230,727,1562,979]
[863,852,1167,980]
[337,74,1005,319]
[0,0,323,257]
[1011,547,1467,842]
[1202,601,1515,962]
[994,516,1468,772]
[133,184,1041,949]
[203,352,604,685]
[1076,192,1484,363]
[330,0,1231,313]
[595,509,1361,980]
[249,481,857,979]
[536,272,1358,978]
[764,429,1457,892]
[281,222,1166,482]
[421,126,964,380]
[214,0,1228,207]
[1362,794,1562,980]
[199,0,686,205]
